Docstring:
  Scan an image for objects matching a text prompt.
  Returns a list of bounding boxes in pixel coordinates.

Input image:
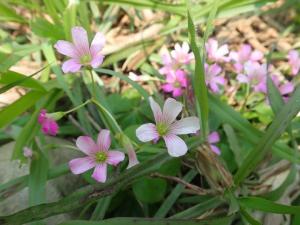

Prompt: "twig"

[151,172,213,195]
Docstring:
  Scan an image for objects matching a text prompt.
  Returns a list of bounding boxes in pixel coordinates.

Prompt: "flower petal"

[54,40,78,58]
[169,117,200,135]
[107,150,125,166]
[76,136,98,155]
[90,32,106,56]
[90,54,104,68]
[280,82,294,95]
[163,134,188,157]
[162,98,182,124]
[208,131,220,144]
[136,123,159,142]
[210,145,221,155]
[97,129,111,151]
[237,74,249,83]
[149,97,163,123]
[62,59,82,73]
[69,156,95,174]
[127,148,139,169]
[71,26,90,56]
[92,163,107,182]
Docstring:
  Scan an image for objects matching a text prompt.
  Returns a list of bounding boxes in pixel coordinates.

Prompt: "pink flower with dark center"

[208,132,221,155]
[229,44,263,73]
[287,50,300,76]
[170,42,194,65]
[69,130,125,183]
[237,62,267,93]
[162,70,188,97]
[205,38,229,62]
[54,26,105,73]
[205,63,226,93]
[38,109,59,136]
[136,97,200,157]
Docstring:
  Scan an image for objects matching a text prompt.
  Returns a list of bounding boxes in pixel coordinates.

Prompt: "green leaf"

[132,177,167,204]
[0,2,24,22]
[240,207,262,225]
[187,11,209,138]
[0,68,48,94]
[31,18,64,40]
[0,90,46,128]
[239,197,300,214]
[234,85,300,184]
[28,141,49,206]
[154,170,197,218]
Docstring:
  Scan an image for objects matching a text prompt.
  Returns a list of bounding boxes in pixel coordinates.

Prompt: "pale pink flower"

[229,44,263,73]
[205,38,229,62]
[170,42,194,65]
[159,51,175,76]
[205,63,226,93]
[271,74,294,99]
[237,62,267,93]
[287,50,300,76]
[38,109,59,136]
[162,70,188,97]
[54,26,105,73]
[136,98,200,157]
[127,148,139,169]
[69,130,125,183]
[208,132,221,155]
[23,147,33,158]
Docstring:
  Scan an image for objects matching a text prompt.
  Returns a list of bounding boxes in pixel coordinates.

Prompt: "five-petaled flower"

[54,26,105,73]
[69,130,125,183]
[38,109,59,136]
[229,44,263,73]
[287,50,300,76]
[237,62,267,93]
[162,70,188,97]
[136,97,200,157]
[204,63,226,93]
[205,38,229,62]
[170,42,194,65]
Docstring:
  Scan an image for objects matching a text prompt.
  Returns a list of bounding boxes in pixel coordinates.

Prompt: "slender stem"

[64,99,91,115]
[89,69,97,99]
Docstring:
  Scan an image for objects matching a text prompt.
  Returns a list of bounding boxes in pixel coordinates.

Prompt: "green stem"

[64,99,92,115]
[89,69,97,99]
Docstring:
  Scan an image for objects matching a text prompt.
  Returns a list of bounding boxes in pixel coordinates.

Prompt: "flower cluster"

[159,42,194,97]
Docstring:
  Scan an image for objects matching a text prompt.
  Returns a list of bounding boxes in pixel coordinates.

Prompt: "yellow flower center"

[156,123,168,136]
[95,151,107,163]
[80,54,92,65]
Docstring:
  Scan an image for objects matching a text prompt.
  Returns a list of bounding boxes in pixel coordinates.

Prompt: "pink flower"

[54,26,105,73]
[23,147,33,158]
[38,109,59,136]
[205,38,229,62]
[271,74,294,99]
[170,42,194,65]
[229,44,263,73]
[205,63,226,93]
[287,50,300,76]
[69,130,125,183]
[159,51,175,76]
[162,70,188,97]
[208,132,221,155]
[136,97,200,157]
[237,62,267,93]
